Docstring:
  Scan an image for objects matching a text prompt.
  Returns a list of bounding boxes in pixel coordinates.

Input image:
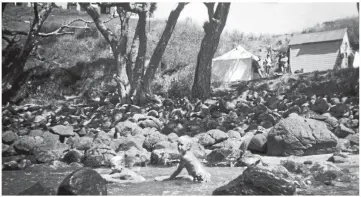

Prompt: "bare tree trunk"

[129,12,147,101]
[135,3,187,105]
[2,3,54,104]
[191,3,230,100]
[80,3,132,103]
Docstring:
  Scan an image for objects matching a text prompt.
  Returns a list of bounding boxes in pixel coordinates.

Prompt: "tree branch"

[204,3,215,22]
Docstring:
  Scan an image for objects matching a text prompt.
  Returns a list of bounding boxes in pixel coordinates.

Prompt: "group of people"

[255,52,290,78]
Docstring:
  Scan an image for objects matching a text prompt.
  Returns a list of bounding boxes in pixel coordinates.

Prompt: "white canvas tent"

[212,45,259,83]
[353,51,360,68]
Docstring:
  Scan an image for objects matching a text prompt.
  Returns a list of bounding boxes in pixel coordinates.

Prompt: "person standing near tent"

[281,53,289,73]
[257,56,265,78]
[265,54,272,77]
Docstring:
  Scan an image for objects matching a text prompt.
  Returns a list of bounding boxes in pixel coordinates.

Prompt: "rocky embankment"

[2,70,359,195]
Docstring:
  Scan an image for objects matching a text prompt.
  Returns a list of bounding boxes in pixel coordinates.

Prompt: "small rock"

[50,125,75,137]
[2,130,18,144]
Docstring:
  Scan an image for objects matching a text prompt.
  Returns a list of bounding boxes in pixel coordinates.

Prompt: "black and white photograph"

[1,1,359,195]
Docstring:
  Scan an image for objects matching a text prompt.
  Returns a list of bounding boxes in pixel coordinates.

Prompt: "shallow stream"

[2,165,359,195]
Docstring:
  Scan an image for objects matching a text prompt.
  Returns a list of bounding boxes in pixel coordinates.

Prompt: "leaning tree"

[191,3,231,100]
[2,3,89,104]
[79,3,187,105]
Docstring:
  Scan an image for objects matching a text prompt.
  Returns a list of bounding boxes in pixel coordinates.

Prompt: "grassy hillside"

[2,5,359,104]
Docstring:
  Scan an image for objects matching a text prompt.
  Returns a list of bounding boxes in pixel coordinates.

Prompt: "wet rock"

[115,120,143,137]
[58,167,107,195]
[206,148,241,166]
[18,158,32,170]
[50,125,74,136]
[311,98,329,114]
[49,160,69,169]
[17,181,55,195]
[235,151,262,167]
[248,133,267,153]
[34,150,61,163]
[83,146,116,168]
[3,160,20,170]
[207,129,228,143]
[267,114,338,156]
[194,133,216,147]
[63,149,84,163]
[334,124,355,138]
[2,130,18,144]
[213,165,296,195]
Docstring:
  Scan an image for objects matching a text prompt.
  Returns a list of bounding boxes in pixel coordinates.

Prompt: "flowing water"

[2,164,359,195]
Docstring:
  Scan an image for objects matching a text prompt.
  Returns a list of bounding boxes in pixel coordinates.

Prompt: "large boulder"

[227,130,241,140]
[213,165,296,195]
[310,98,329,114]
[206,148,241,167]
[138,116,162,131]
[143,131,167,151]
[267,114,338,156]
[50,125,75,137]
[63,149,84,164]
[93,130,112,147]
[115,121,143,137]
[118,135,145,151]
[123,147,151,167]
[2,130,18,144]
[207,129,228,143]
[13,136,43,154]
[58,167,107,195]
[73,136,94,151]
[210,138,242,150]
[346,133,359,145]
[235,151,262,167]
[248,133,268,153]
[194,133,216,147]
[82,146,116,168]
[330,103,349,118]
[334,124,355,138]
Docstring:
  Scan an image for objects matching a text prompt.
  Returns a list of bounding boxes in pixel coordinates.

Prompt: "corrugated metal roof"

[289,28,347,46]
